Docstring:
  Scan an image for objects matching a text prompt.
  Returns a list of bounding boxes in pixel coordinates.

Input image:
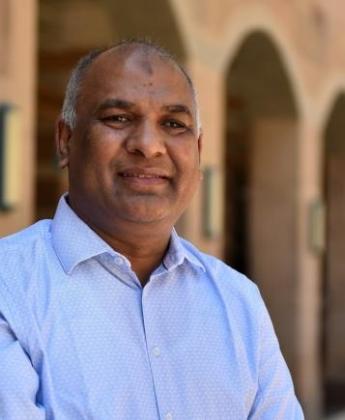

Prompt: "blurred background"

[1,0,345,418]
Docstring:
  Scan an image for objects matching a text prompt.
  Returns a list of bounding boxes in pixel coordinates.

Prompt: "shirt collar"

[51,195,205,275]
[51,195,118,274]
[163,229,206,272]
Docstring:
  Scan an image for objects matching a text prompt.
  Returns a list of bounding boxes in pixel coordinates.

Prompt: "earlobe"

[55,119,72,169]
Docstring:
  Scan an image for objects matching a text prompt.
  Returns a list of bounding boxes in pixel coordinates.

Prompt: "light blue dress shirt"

[0,196,304,419]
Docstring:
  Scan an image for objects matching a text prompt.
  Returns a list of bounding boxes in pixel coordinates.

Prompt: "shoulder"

[179,237,269,352]
[0,220,52,298]
[180,236,262,305]
[0,220,53,348]
[0,219,51,255]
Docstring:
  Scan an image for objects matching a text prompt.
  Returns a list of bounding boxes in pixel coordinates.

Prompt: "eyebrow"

[163,104,193,118]
[97,98,135,112]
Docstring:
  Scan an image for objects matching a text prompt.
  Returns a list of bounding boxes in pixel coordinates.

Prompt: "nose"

[125,119,166,158]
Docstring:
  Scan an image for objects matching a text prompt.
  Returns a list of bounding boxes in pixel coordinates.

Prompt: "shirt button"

[165,412,173,420]
[152,346,161,357]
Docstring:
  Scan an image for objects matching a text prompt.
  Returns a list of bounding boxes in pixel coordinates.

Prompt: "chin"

[122,209,170,225]
[113,196,177,224]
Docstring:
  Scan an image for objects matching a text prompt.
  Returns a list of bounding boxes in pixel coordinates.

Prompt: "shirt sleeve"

[0,312,46,419]
[248,294,305,420]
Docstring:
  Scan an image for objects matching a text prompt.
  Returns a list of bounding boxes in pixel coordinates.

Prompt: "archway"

[37,0,186,220]
[224,31,299,372]
[322,93,345,415]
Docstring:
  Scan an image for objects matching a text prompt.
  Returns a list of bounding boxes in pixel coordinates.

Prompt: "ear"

[197,132,203,181]
[55,118,72,169]
[197,132,203,164]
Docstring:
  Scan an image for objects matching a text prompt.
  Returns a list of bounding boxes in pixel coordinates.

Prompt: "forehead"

[79,48,195,108]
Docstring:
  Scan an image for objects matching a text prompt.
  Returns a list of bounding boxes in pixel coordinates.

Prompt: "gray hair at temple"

[61,39,201,135]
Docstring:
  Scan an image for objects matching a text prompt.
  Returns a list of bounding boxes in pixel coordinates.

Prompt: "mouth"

[118,168,171,187]
[120,173,169,179]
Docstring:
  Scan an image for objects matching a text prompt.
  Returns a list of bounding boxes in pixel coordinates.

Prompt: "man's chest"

[25,273,257,419]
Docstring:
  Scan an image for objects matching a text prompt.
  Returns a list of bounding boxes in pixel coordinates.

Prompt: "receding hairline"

[92,41,174,63]
[81,42,195,95]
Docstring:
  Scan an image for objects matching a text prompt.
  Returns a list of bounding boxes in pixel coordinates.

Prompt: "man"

[0,40,303,419]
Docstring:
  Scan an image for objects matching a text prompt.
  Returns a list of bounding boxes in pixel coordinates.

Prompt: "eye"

[162,119,187,130]
[101,114,130,124]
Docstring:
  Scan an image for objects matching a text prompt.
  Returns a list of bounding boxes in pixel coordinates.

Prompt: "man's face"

[57,48,202,233]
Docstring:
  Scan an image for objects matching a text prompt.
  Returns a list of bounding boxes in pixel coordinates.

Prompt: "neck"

[81,213,173,285]
[67,196,175,285]
[96,223,172,285]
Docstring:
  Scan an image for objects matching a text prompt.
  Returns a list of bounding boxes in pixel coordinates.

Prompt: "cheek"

[79,131,122,170]
[176,150,201,191]
[69,145,116,191]
[180,145,200,173]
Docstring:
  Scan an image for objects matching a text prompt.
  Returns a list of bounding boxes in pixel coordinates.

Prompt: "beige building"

[1,0,345,418]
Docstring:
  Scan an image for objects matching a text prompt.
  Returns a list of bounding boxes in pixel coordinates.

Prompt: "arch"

[318,77,345,135]
[36,0,186,220]
[226,31,298,118]
[322,93,345,414]
[178,4,306,120]
[221,23,304,117]
[224,30,300,377]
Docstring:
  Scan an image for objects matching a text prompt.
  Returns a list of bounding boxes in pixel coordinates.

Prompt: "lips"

[121,173,167,179]
[117,167,171,188]
[118,167,171,180]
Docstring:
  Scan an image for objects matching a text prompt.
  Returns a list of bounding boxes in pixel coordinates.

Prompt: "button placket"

[142,280,178,420]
